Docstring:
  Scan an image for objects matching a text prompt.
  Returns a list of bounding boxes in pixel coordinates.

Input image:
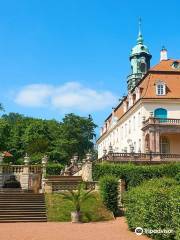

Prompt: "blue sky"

[0,0,180,134]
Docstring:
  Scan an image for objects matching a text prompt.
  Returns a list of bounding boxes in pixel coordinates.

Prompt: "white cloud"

[15,84,53,107]
[14,82,117,113]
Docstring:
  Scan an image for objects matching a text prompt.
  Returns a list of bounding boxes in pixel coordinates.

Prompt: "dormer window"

[172,61,180,69]
[156,81,166,96]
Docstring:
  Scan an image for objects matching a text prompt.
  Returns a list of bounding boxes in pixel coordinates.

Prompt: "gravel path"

[0,217,150,240]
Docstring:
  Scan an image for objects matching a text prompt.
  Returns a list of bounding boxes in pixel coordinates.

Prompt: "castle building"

[97,22,180,159]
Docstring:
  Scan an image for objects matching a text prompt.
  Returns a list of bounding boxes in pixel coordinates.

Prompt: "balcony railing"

[1,165,42,174]
[97,152,180,163]
[143,117,180,129]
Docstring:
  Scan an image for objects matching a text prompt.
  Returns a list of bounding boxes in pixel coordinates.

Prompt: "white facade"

[97,99,180,158]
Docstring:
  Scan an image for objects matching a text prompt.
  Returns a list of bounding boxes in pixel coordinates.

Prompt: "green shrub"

[46,163,64,175]
[174,172,180,183]
[99,175,119,216]
[170,185,180,240]
[123,178,179,240]
[93,163,180,188]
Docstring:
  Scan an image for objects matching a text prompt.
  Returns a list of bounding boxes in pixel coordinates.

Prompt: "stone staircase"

[0,191,47,222]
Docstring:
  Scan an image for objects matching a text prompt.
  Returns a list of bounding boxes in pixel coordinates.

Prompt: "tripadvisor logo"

[135,227,143,236]
[135,227,174,236]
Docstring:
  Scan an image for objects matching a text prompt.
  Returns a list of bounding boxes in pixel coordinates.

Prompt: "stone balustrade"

[0,154,46,192]
[143,117,180,129]
[97,152,180,164]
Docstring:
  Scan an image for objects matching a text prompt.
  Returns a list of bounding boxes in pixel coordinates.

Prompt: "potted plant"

[61,183,93,223]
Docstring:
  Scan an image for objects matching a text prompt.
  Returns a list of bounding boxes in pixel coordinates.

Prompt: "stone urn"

[71,211,82,223]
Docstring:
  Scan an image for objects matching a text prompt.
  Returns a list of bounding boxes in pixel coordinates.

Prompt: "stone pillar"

[44,181,52,193]
[149,129,155,153]
[21,154,30,190]
[0,155,4,188]
[41,155,48,193]
[82,153,93,182]
[155,130,160,153]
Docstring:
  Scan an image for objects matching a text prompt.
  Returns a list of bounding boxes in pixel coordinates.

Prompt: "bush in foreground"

[174,172,180,183]
[93,163,180,188]
[123,178,180,240]
[99,175,119,216]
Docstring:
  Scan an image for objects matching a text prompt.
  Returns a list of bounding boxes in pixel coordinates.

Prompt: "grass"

[46,192,114,222]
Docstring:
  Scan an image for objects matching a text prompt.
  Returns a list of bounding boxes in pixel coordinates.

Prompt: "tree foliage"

[0,112,97,164]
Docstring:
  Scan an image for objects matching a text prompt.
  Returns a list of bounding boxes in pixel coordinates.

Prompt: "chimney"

[112,107,115,116]
[160,46,168,61]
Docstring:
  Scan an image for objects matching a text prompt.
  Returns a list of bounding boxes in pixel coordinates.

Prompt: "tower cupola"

[127,19,152,91]
[160,46,168,61]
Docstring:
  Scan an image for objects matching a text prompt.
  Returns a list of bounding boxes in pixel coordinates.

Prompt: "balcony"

[142,117,180,132]
[141,117,180,154]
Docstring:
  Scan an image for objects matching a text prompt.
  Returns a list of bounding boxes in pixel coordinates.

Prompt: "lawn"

[46,192,114,222]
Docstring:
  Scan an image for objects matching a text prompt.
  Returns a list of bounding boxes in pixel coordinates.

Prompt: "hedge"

[99,175,119,216]
[123,178,180,240]
[46,163,64,175]
[93,163,180,188]
[174,172,180,183]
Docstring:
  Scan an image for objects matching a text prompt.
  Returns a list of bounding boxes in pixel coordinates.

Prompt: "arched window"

[140,62,146,73]
[160,136,170,153]
[154,108,167,119]
[156,81,166,95]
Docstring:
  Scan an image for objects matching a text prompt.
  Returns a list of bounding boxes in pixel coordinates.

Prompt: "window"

[129,120,131,134]
[133,116,136,131]
[140,62,146,73]
[156,81,166,96]
[125,124,127,137]
[154,108,167,119]
[157,84,165,95]
[138,112,141,127]
[160,136,170,153]
[138,139,141,152]
[172,61,180,69]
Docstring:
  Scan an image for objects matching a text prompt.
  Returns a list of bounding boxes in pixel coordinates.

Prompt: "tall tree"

[0,112,97,164]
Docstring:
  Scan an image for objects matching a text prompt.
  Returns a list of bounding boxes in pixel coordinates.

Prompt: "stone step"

[0,209,46,213]
[0,216,47,220]
[0,204,46,207]
[0,206,46,210]
[0,219,47,223]
[0,192,47,222]
[0,199,45,202]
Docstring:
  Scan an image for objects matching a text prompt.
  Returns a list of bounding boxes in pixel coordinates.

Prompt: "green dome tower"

[127,19,152,91]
